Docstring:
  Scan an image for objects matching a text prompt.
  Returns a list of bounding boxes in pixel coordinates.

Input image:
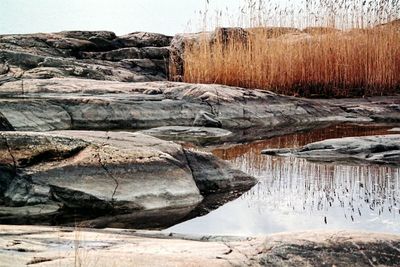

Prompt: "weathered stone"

[0,78,397,144]
[113,32,172,48]
[140,126,232,145]
[262,135,400,165]
[80,47,142,61]
[0,31,170,82]
[184,149,255,194]
[0,131,256,226]
[193,111,222,127]
[0,62,9,75]
[0,226,399,267]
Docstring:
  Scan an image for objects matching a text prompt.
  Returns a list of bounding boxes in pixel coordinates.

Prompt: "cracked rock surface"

[262,134,400,166]
[0,131,256,227]
[0,31,171,84]
[1,78,398,139]
[0,226,399,267]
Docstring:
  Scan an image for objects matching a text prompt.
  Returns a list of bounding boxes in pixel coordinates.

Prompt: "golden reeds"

[180,0,400,97]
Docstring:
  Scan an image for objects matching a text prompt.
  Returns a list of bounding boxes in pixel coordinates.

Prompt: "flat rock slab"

[139,126,233,145]
[0,131,255,227]
[262,134,400,165]
[0,225,399,266]
[0,78,382,136]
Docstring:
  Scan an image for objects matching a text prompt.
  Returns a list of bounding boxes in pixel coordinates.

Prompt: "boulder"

[0,131,256,227]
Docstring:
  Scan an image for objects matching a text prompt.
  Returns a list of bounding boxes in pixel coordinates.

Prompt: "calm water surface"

[167,124,400,236]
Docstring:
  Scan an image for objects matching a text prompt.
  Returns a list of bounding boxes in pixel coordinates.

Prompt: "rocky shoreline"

[262,135,400,166]
[0,130,256,228]
[1,30,400,266]
[1,225,400,266]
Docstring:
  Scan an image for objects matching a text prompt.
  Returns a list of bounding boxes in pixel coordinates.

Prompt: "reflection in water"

[167,124,400,236]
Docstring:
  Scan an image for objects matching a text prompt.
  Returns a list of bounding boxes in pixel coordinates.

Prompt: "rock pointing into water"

[262,135,400,165]
[0,131,256,227]
[139,126,232,145]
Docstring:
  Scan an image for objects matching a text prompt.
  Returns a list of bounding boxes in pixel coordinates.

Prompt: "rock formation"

[262,135,400,165]
[0,131,256,227]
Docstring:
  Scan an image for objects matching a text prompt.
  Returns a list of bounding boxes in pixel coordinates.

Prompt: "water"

[167,124,400,236]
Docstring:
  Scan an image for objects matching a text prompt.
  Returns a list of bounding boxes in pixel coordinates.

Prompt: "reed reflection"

[218,124,400,229]
[168,124,400,235]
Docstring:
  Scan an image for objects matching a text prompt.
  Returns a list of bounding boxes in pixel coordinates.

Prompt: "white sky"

[0,0,293,36]
[2,0,392,36]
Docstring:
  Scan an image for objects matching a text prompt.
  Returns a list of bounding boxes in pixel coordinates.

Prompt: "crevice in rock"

[1,133,17,175]
[50,185,113,211]
[95,147,119,205]
[18,145,88,168]
[27,256,64,265]
[182,148,196,187]
[0,112,15,131]
[21,78,24,95]
[222,241,254,266]
[204,100,217,116]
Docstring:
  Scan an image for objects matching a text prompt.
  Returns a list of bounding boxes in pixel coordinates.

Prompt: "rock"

[140,126,232,146]
[193,111,222,127]
[0,131,256,227]
[262,135,400,165]
[183,149,255,194]
[0,62,9,75]
[0,77,397,143]
[80,47,142,61]
[389,128,400,132]
[113,32,172,48]
[0,78,396,144]
[0,226,399,267]
[141,46,170,59]
[0,99,71,131]
[0,31,171,82]
[58,31,117,41]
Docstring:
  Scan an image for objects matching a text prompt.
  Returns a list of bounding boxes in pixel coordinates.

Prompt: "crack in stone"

[182,149,196,186]
[21,78,24,95]
[0,111,15,131]
[95,146,119,206]
[204,100,216,116]
[222,241,254,267]
[1,133,17,174]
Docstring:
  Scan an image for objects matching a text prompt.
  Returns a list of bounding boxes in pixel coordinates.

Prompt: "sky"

[1,1,397,36]
[0,0,246,36]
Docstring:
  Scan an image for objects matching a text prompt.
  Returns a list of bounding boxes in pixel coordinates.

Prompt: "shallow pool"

[167,124,400,236]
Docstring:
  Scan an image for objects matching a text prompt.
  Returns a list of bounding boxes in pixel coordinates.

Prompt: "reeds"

[180,0,400,97]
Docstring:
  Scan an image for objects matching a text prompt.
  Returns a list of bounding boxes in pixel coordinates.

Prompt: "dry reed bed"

[182,24,400,97]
